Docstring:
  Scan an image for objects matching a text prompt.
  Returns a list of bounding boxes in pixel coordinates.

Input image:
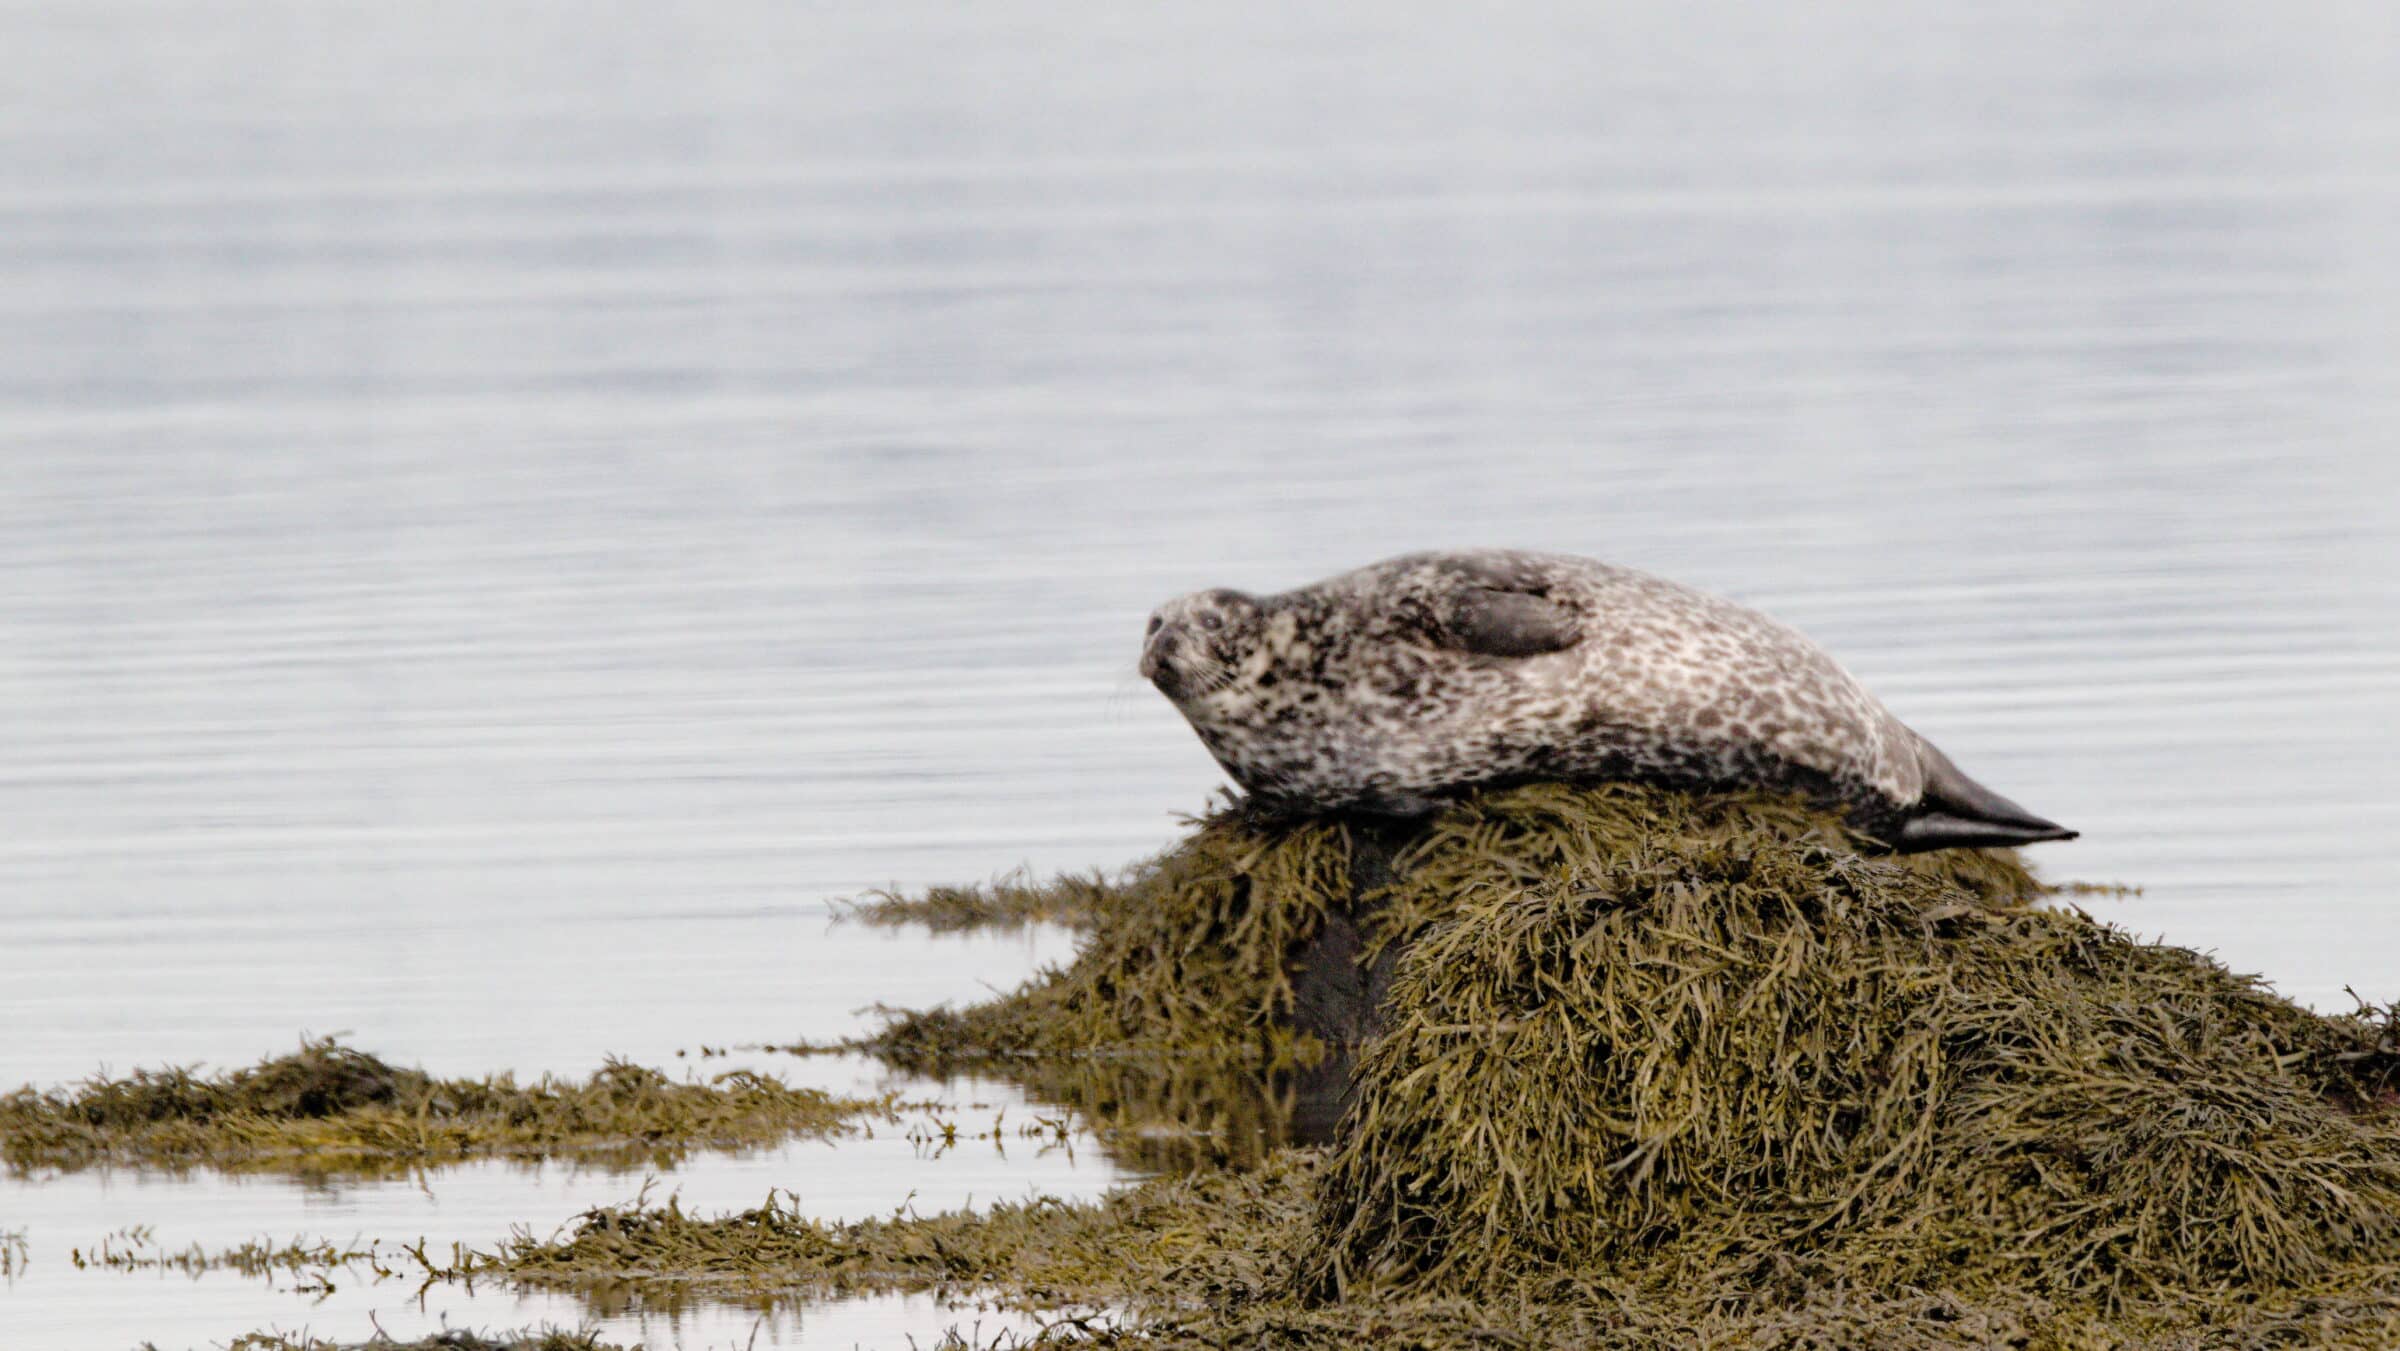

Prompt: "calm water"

[5,2,2400,1347]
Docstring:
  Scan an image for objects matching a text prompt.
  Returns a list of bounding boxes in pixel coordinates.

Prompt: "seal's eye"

[1197,611,1223,632]
[1146,615,1163,636]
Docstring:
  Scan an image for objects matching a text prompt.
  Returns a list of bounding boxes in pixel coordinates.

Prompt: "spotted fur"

[1139,550,2074,850]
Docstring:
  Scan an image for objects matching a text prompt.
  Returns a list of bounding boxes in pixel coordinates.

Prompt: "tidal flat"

[17,785,2398,1349]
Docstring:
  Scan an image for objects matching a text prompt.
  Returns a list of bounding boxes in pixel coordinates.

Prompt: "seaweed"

[216,1331,633,1351]
[68,1226,444,1288]
[457,1145,2400,1349]
[219,1326,1019,1351]
[802,809,1366,1170]
[1298,787,2400,1308]
[75,783,2400,1348]
[470,1149,1315,1319]
[778,782,2400,1346]
[839,869,1119,932]
[0,1038,899,1173]
[793,808,1354,1172]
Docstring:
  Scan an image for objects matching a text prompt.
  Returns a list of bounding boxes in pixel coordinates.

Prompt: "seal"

[1139,549,2076,852]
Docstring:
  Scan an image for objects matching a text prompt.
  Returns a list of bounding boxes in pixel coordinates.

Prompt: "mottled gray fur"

[1139,550,2074,851]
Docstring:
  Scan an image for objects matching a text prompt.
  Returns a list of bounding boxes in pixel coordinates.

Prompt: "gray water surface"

[5,2,2400,1347]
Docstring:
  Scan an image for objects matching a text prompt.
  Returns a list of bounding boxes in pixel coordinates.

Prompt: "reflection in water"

[886,1051,1316,1178]
[4,0,2400,1346]
[0,1056,1125,1350]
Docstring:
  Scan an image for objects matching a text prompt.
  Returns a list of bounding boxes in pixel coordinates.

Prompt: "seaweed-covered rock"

[1298,785,2400,1307]
[636,783,2400,1342]
[856,782,2396,1226]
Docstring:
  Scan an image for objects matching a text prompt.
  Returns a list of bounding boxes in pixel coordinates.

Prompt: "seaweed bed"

[44,783,2400,1349]
[0,1038,898,1173]
[214,1332,633,1351]
[451,784,2400,1348]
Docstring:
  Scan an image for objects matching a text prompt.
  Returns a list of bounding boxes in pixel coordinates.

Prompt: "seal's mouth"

[1140,631,1189,698]
[1142,652,1180,695]
[1141,626,1228,702]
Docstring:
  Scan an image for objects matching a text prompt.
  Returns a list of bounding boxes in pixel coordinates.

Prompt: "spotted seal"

[1139,549,2075,852]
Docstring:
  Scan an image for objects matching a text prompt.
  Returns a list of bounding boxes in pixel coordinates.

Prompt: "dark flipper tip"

[1895,813,2078,853]
[1900,737,2078,853]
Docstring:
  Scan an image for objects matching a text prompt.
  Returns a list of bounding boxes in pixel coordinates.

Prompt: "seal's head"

[1140,588,1264,703]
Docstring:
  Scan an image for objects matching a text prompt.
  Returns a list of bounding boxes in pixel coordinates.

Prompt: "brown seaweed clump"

[0,1038,898,1173]
[845,788,2056,1166]
[805,782,2400,1345]
[851,787,2057,1068]
[1300,785,2400,1314]
[105,786,2400,1348]
[831,807,1364,1170]
[858,807,1355,1070]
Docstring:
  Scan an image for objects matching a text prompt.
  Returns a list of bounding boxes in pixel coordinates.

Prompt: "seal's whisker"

[1101,675,1154,726]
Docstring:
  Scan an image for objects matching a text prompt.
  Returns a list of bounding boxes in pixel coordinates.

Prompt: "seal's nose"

[1140,623,1183,688]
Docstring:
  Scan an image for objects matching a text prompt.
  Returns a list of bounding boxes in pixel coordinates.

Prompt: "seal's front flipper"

[1425,581,1581,658]
[1897,738,2078,852]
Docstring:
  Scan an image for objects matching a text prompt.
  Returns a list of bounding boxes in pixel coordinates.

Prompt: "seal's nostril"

[1142,625,1189,688]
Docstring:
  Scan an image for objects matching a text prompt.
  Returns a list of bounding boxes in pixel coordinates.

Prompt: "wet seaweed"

[455,1144,2400,1349]
[783,782,2400,1346]
[466,1149,1316,1317]
[70,1227,420,1285]
[841,788,2045,1064]
[1299,786,2400,1308]
[0,1038,899,1173]
[839,810,1352,1070]
[79,783,2400,1348]
[222,1327,1024,1351]
[215,1330,633,1351]
[802,810,1362,1170]
[838,869,1118,932]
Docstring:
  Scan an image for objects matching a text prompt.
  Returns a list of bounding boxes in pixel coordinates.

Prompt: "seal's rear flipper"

[1897,811,2079,852]
[1898,738,2078,853]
